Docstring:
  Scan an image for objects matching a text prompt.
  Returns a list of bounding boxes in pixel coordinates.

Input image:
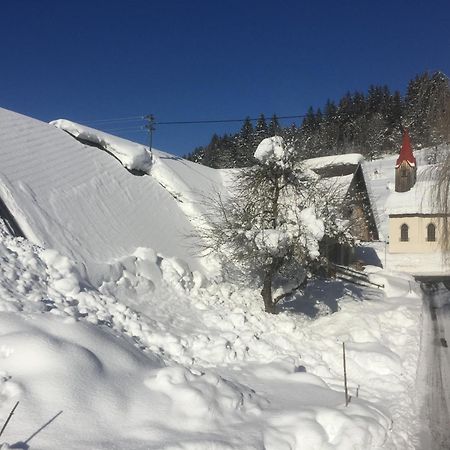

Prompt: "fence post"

[343,342,349,407]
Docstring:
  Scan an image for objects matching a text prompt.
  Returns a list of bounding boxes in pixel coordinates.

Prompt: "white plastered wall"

[389,215,446,253]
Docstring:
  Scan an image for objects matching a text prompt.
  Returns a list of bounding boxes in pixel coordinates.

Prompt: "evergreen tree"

[255,114,269,141]
[268,114,281,136]
[235,117,255,167]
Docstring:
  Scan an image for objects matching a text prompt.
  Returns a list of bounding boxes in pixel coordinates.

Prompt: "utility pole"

[144,114,155,155]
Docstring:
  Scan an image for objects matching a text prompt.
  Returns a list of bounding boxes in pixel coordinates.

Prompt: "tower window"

[400,224,409,242]
[427,223,436,242]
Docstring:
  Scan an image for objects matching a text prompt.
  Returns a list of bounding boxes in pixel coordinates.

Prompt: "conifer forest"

[185,71,450,168]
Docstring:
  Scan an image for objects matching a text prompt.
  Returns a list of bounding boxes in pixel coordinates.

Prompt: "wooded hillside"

[185,71,450,168]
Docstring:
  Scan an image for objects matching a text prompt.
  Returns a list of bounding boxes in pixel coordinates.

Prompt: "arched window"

[400,224,409,242]
[427,223,436,242]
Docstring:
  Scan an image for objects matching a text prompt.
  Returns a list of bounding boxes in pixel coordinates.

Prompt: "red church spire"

[395,129,416,168]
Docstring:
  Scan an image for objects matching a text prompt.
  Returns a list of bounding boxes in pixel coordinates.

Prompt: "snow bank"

[0,313,265,449]
[0,217,422,448]
[49,120,227,230]
[51,118,152,172]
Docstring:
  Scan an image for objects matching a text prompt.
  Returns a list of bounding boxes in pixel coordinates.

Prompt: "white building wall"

[389,216,446,253]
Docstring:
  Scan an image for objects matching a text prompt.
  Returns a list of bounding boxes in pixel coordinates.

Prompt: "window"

[400,224,409,242]
[427,223,436,242]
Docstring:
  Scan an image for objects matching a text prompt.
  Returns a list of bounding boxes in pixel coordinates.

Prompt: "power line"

[83,115,144,124]
[102,126,146,132]
[154,114,307,126]
[80,113,308,127]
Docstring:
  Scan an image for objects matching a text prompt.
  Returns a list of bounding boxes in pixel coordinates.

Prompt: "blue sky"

[1,0,449,155]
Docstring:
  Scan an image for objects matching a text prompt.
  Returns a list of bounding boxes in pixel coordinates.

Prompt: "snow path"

[418,284,450,449]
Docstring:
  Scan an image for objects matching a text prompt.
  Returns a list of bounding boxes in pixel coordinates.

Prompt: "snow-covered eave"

[395,160,416,169]
[303,153,364,171]
[50,119,153,173]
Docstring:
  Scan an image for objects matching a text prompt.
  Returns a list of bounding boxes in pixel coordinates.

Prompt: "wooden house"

[303,153,379,265]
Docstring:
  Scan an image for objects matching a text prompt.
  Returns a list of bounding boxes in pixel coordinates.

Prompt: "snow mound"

[51,119,153,172]
[0,314,264,449]
[0,219,422,448]
[254,136,291,166]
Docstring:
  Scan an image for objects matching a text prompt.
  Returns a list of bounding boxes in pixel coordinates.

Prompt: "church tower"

[395,129,417,192]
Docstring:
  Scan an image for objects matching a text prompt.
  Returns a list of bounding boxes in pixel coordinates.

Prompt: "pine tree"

[268,114,281,136]
[235,117,255,167]
[255,114,269,141]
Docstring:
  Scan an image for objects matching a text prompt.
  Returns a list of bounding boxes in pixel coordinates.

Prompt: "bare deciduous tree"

[199,137,355,313]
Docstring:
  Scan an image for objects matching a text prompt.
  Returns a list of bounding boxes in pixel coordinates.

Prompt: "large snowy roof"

[0,107,224,284]
[318,173,354,202]
[385,166,438,215]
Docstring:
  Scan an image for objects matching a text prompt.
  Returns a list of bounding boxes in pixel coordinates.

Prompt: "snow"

[319,173,354,203]
[298,206,325,258]
[254,136,292,166]
[50,118,153,172]
[362,148,438,239]
[303,153,364,171]
[362,146,450,274]
[0,107,226,286]
[385,167,437,215]
[0,107,428,448]
[0,221,422,448]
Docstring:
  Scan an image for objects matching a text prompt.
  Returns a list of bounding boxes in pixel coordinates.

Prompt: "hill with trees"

[185,71,450,168]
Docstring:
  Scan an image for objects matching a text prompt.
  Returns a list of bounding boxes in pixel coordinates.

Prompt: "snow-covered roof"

[51,119,153,173]
[318,173,354,202]
[0,107,224,284]
[385,167,438,215]
[302,153,364,171]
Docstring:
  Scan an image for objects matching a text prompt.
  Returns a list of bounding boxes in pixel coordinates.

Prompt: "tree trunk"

[261,269,275,314]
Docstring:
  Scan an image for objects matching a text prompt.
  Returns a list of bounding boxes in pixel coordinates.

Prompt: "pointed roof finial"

[395,129,416,168]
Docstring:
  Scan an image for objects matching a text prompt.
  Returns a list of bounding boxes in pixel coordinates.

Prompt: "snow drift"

[0,107,425,449]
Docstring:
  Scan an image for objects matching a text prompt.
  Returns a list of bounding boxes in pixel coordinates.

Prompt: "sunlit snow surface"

[0,224,421,449]
[0,108,424,449]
